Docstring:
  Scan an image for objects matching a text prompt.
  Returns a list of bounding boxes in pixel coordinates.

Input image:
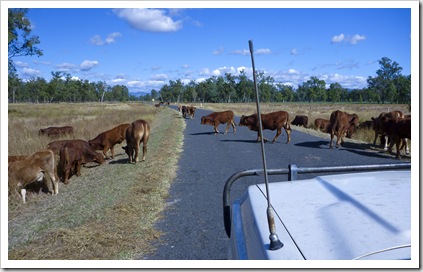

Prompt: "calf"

[59,140,105,184]
[8,155,28,165]
[380,117,411,159]
[239,111,291,143]
[39,126,74,138]
[314,118,330,133]
[47,140,72,155]
[122,120,150,163]
[200,110,236,135]
[291,115,308,128]
[88,123,130,159]
[328,110,359,148]
[8,149,58,203]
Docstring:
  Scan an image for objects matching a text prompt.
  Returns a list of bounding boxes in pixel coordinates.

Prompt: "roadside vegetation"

[8,102,185,259]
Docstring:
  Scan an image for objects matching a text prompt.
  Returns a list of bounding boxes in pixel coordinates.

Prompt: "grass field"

[8,102,185,260]
[7,102,410,260]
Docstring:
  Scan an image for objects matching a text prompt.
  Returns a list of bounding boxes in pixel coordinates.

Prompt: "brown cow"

[291,115,308,128]
[39,126,74,138]
[380,117,411,159]
[314,118,330,133]
[371,111,408,153]
[59,140,105,184]
[122,120,150,163]
[239,111,291,143]
[47,140,72,155]
[88,123,130,159]
[200,111,236,135]
[8,149,58,203]
[328,110,359,148]
[187,106,196,119]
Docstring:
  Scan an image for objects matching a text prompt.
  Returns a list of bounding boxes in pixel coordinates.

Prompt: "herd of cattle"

[8,104,411,204]
[193,106,410,159]
[8,119,150,203]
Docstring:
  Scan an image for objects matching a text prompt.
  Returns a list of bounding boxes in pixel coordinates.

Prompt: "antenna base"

[269,234,284,250]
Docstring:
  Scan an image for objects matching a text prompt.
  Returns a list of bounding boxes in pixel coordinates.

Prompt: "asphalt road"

[143,106,403,260]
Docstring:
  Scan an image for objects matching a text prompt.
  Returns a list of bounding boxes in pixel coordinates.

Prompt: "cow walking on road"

[239,111,291,144]
[201,110,236,135]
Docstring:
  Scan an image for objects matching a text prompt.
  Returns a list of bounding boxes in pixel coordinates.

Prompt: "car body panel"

[229,170,411,260]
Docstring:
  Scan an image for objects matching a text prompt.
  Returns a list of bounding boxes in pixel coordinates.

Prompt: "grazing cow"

[380,117,411,159]
[181,106,188,118]
[291,115,308,128]
[122,120,150,163]
[314,118,330,133]
[328,110,359,148]
[357,120,374,130]
[39,126,74,138]
[8,149,58,203]
[200,110,236,135]
[88,123,130,159]
[59,140,105,184]
[47,140,72,155]
[239,111,291,143]
[371,111,406,151]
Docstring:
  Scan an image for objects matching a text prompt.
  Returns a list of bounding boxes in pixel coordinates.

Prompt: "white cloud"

[331,33,366,45]
[212,47,224,55]
[290,48,299,55]
[90,32,122,45]
[21,67,41,78]
[55,62,77,72]
[113,8,182,32]
[150,73,168,81]
[232,49,249,56]
[256,48,271,55]
[80,60,99,71]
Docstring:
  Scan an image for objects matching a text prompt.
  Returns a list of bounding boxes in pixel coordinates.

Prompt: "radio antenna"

[249,40,283,251]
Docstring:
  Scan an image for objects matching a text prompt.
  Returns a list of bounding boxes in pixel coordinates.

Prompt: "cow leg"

[231,120,236,133]
[224,122,231,134]
[284,126,291,144]
[134,144,140,162]
[330,131,335,148]
[110,146,115,159]
[403,139,410,155]
[383,135,389,151]
[141,143,147,161]
[272,128,282,143]
[214,124,220,135]
[21,188,27,204]
[395,138,402,159]
[76,162,82,176]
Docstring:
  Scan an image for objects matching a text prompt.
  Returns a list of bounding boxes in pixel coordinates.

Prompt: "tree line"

[8,57,411,104]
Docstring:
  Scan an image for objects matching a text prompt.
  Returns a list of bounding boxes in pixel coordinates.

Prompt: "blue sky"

[7,2,415,94]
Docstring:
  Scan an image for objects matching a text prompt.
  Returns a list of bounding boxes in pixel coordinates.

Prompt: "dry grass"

[8,102,185,260]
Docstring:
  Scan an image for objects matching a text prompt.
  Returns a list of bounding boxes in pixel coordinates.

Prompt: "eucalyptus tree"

[367,57,403,103]
[236,70,254,102]
[327,82,343,103]
[8,8,43,73]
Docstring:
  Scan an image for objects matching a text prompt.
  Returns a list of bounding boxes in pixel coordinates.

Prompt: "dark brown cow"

[371,111,405,151]
[181,105,188,118]
[47,140,72,155]
[200,110,236,135]
[239,111,291,143]
[357,120,374,130]
[380,117,411,159]
[328,110,359,148]
[291,115,308,128]
[39,126,74,138]
[88,123,130,159]
[122,120,150,163]
[8,149,58,203]
[59,140,105,184]
[314,118,330,133]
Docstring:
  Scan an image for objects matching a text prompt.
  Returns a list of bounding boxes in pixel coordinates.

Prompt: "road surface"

[143,106,404,260]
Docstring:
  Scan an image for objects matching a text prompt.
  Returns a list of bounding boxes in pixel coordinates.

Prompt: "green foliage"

[8,9,43,73]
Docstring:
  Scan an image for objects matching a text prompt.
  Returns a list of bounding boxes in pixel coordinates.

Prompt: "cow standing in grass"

[122,120,150,163]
